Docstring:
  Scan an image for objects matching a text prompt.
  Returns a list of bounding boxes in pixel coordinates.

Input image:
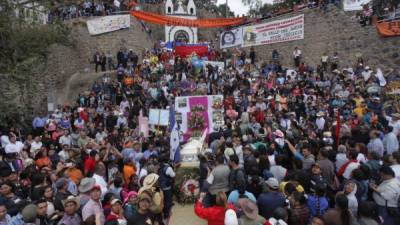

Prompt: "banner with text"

[242,14,304,47]
[87,15,130,35]
[220,27,244,49]
[343,0,371,11]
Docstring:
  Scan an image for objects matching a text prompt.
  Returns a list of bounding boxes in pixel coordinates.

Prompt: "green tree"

[217,3,235,17]
[0,0,70,73]
[242,0,263,13]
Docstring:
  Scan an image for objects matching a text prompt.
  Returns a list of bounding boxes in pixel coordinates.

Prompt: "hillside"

[0,16,153,128]
[244,7,400,71]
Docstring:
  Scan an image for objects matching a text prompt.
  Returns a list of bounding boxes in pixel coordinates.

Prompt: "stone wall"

[243,7,400,71]
[0,16,154,128]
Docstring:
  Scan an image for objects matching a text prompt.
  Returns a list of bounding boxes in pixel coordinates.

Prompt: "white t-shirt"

[357,153,367,164]
[59,135,72,147]
[391,164,400,181]
[343,162,360,179]
[5,141,24,154]
[1,135,10,148]
[30,141,43,156]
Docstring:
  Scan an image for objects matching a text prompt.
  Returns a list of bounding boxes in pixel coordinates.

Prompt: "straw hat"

[141,173,159,190]
[237,198,259,220]
[62,196,80,208]
[78,177,96,193]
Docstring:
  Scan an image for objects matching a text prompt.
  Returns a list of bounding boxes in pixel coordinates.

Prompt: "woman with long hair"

[288,191,310,225]
[194,191,235,225]
[323,194,356,225]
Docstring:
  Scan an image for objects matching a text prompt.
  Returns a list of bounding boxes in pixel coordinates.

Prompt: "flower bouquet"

[188,105,206,137]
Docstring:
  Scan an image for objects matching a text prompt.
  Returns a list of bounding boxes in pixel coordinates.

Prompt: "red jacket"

[194,201,235,225]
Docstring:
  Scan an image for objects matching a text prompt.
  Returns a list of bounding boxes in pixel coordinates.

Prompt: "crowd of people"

[2,5,400,225]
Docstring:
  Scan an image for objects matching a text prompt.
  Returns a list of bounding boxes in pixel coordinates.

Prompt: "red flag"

[335,110,340,147]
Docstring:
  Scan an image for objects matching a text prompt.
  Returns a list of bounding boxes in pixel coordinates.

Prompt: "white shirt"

[357,153,367,164]
[335,153,348,172]
[5,141,24,154]
[316,117,325,130]
[0,135,10,148]
[383,132,399,155]
[30,141,42,151]
[270,165,287,183]
[58,150,70,162]
[293,49,302,58]
[59,135,72,147]
[391,164,400,181]
[373,178,400,207]
[93,174,108,197]
[343,161,360,179]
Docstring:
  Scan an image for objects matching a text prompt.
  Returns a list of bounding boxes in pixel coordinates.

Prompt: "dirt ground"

[170,203,206,225]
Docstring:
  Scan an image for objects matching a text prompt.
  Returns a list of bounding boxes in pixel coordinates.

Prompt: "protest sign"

[148,109,170,126]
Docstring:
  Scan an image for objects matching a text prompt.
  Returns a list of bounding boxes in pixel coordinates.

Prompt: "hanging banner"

[131,10,245,28]
[220,27,243,49]
[175,45,209,58]
[242,14,304,47]
[87,15,130,35]
[343,0,371,11]
[376,20,400,37]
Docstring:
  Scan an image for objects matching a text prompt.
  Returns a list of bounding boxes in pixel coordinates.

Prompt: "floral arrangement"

[188,104,206,137]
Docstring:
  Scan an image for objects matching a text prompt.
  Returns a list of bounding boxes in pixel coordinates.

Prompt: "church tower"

[165,0,198,44]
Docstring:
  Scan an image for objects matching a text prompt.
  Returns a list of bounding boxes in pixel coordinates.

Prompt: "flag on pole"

[335,109,341,147]
[169,105,180,163]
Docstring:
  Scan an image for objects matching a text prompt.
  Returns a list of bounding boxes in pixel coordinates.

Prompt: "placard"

[148,109,170,126]
[220,27,243,49]
[87,15,130,35]
[242,15,304,47]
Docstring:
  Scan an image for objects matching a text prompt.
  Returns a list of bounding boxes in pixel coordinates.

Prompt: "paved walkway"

[170,203,205,225]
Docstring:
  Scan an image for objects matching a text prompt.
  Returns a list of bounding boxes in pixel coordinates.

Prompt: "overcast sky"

[216,0,274,16]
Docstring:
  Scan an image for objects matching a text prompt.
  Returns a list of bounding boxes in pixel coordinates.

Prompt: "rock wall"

[243,7,400,71]
[0,16,153,128]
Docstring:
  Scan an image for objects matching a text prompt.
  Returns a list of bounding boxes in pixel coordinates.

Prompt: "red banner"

[130,10,245,28]
[175,45,208,58]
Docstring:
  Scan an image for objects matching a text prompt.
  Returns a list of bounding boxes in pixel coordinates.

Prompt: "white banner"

[242,14,304,47]
[87,15,130,35]
[343,0,371,11]
[220,27,243,49]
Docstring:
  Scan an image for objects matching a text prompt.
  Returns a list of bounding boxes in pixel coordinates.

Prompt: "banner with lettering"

[343,0,371,11]
[242,14,304,47]
[87,15,130,35]
[220,27,244,49]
